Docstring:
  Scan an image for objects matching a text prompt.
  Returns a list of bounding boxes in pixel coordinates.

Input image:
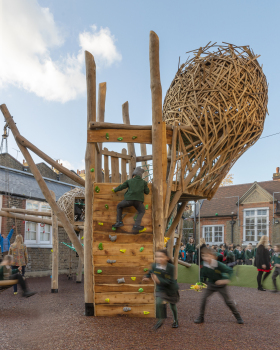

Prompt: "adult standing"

[255,235,271,291]
[9,234,28,295]
[0,226,15,260]
[185,238,195,263]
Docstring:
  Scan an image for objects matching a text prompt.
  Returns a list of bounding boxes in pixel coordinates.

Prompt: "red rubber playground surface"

[0,275,279,350]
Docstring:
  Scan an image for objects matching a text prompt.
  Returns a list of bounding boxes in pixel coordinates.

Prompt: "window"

[203,225,224,244]
[25,200,52,247]
[243,208,269,243]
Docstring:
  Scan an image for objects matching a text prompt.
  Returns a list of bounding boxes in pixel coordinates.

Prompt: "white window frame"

[243,207,269,244]
[203,225,224,244]
[25,200,52,248]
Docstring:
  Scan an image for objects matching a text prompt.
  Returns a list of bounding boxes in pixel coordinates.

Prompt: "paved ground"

[1,275,279,350]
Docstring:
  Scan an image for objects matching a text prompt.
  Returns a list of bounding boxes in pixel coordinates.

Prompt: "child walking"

[112,167,150,232]
[194,247,243,324]
[271,244,280,293]
[143,249,180,329]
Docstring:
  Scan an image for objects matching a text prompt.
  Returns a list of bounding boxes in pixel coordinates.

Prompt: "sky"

[0,0,279,185]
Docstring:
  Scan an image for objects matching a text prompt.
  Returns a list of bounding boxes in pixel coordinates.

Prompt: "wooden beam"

[121,149,127,182]
[0,210,63,227]
[76,233,83,283]
[103,147,109,182]
[122,102,136,178]
[178,260,191,268]
[50,190,59,293]
[89,121,173,130]
[140,144,149,180]
[84,50,96,315]
[136,154,153,162]
[165,201,187,238]
[111,157,119,182]
[102,149,132,160]
[15,134,85,187]
[2,207,51,217]
[174,218,184,279]
[150,31,164,250]
[0,105,84,260]
[95,82,106,182]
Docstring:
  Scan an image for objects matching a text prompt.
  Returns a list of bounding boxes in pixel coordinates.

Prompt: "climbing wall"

[92,183,155,317]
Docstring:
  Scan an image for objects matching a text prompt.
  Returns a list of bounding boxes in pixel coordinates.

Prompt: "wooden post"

[95,82,106,182]
[84,51,96,316]
[121,149,127,182]
[0,210,63,227]
[140,144,149,181]
[111,157,119,182]
[174,218,183,279]
[50,190,59,293]
[165,201,187,238]
[167,229,175,260]
[0,104,84,259]
[122,102,136,178]
[103,147,110,182]
[76,233,83,283]
[149,31,164,250]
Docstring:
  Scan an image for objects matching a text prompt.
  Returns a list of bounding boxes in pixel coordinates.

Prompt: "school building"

[193,169,280,247]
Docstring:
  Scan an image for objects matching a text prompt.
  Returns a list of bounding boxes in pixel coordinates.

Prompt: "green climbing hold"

[133,214,138,221]
[95,186,100,193]
[145,204,149,210]
[132,136,137,140]
[97,270,102,274]
[106,133,109,140]
[98,242,103,250]
[138,288,144,293]
[90,168,95,172]
[140,247,144,252]
[105,204,109,209]
[143,268,148,272]
[117,137,123,141]
[112,227,116,231]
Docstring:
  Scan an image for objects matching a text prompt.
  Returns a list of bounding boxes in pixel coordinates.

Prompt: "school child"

[220,245,228,263]
[235,246,244,265]
[271,244,280,293]
[245,244,254,265]
[143,249,179,329]
[226,246,236,267]
[112,167,150,232]
[179,244,185,261]
[185,238,195,263]
[194,247,243,324]
[268,245,274,260]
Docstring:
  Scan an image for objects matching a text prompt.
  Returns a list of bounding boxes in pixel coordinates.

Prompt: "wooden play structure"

[0,32,268,317]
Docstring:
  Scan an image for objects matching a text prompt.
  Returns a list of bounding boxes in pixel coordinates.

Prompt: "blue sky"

[0,0,279,184]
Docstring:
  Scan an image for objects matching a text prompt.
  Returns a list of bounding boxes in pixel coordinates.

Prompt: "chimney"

[273,167,280,181]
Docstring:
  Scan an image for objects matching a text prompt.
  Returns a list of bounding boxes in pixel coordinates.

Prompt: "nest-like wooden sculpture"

[163,42,268,200]
[57,187,85,224]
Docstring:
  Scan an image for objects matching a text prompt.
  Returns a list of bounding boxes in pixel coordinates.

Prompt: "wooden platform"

[92,183,155,317]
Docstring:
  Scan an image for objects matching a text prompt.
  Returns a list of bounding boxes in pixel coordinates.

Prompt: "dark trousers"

[237,260,243,265]
[272,267,280,290]
[186,253,193,264]
[199,284,240,318]
[117,200,145,226]
[9,273,27,293]
[12,266,25,293]
[257,270,271,289]
[245,259,252,265]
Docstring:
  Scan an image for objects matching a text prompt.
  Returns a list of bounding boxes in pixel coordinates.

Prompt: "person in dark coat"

[255,236,272,291]
[185,238,195,263]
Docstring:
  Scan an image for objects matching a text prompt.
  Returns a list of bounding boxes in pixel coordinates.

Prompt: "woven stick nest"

[57,187,85,224]
[163,42,268,199]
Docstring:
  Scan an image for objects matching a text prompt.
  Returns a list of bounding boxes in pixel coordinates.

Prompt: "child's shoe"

[236,316,244,324]
[194,316,204,324]
[133,225,144,231]
[22,291,37,298]
[270,289,278,293]
[14,292,17,295]
[112,222,124,228]
[172,321,179,328]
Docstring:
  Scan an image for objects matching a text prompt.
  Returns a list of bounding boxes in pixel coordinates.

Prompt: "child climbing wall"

[92,182,155,317]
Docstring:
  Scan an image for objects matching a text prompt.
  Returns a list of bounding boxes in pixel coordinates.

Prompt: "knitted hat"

[132,167,145,177]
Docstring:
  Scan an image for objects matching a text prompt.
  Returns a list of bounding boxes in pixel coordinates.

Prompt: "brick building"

[0,153,82,275]
[194,170,280,247]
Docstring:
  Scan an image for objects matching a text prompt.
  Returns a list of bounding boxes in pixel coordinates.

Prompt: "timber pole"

[122,102,136,178]
[0,104,84,259]
[149,31,164,250]
[84,50,96,316]
[174,218,184,279]
[165,201,188,238]
[76,233,84,283]
[95,82,106,182]
[0,210,63,227]
[50,191,59,293]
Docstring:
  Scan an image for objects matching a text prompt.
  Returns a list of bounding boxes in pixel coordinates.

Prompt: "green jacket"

[235,251,244,260]
[146,263,178,296]
[114,175,149,202]
[185,243,195,254]
[201,261,233,283]
[271,253,280,266]
[0,266,19,281]
[245,249,254,259]
[227,251,235,262]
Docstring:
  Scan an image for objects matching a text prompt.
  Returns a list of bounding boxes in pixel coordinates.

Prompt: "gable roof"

[200,180,280,217]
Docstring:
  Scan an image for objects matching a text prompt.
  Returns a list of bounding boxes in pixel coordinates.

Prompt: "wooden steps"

[93,183,155,317]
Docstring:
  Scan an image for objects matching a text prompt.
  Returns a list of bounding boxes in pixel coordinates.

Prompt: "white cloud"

[60,160,74,170]
[0,0,122,103]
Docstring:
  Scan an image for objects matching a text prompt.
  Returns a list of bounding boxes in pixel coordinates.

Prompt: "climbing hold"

[50,276,52,278]
[98,242,103,250]
[143,311,150,315]
[109,235,117,242]
[106,133,109,140]
[112,227,117,231]
[97,270,102,274]
[215,213,218,216]
[111,188,115,192]
[98,222,104,226]
[107,259,116,264]
[51,249,53,253]
[139,228,146,233]
[95,186,100,193]
[133,214,138,221]
[138,288,144,293]
[145,204,149,210]
[132,136,137,140]
[117,277,125,284]
[143,268,148,272]
[81,236,84,240]
[117,137,123,141]
[105,204,109,209]
[139,247,144,252]
[120,249,126,253]
[90,168,95,172]
[131,277,136,281]
[123,307,131,312]
[105,298,110,303]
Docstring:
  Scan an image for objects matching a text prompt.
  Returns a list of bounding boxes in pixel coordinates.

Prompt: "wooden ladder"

[92,183,155,317]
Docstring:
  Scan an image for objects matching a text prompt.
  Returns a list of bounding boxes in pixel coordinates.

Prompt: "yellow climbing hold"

[143,311,150,315]
[120,249,126,253]
[105,298,110,303]
[111,188,115,192]
[81,236,84,240]
[131,277,136,281]
[51,249,53,253]
[139,227,146,233]
[98,222,104,226]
